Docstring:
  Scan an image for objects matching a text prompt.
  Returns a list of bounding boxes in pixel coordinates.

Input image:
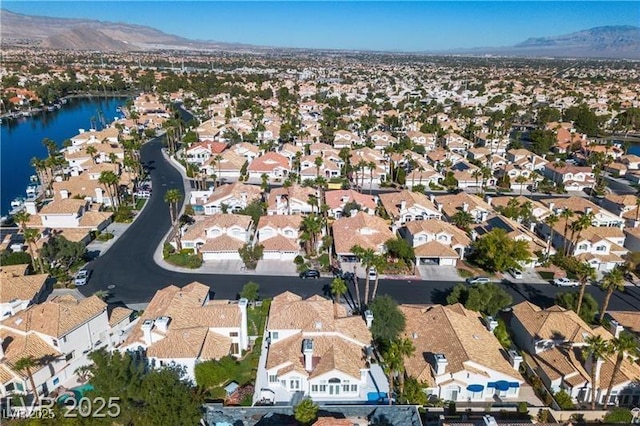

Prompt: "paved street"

[78,136,640,314]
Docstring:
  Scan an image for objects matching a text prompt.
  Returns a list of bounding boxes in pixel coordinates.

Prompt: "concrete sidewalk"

[86,222,135,257]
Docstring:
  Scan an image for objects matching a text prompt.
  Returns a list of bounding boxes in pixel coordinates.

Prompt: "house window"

[231,343,239,354]
[65,351,74,362]
[311,385,318,392]
[342,385,350,392]
[290,380,300,390]
[230,332,239,337]
[62,336,67,343]
[596,246,606,252]
[268,375,278,383]
[271,331,279,340]
[351,384,358,392]
[52,340,58,347]
[319,385,326,392]
[578,244,588,250]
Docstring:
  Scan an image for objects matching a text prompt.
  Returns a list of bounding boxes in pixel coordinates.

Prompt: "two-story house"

[192,182,263,215]
[121,282,248,382]
[400,304,524,402]
[267,185,317,216]
[256,291,388,405]
[333,130,362,149]
[379,190,442,228]
[0,295,125,400]
[511,302,640,407]
[435,193,493,224]
[403,220,470,266]
[600,194,640,228]
[181,214,253,260]
[0,265,48,320]
[247,152,291,181]
[332,212,394,262]
[542,164,595,191]
[256,215,302,261]
[185,141,227,166]
[324,190,377,219]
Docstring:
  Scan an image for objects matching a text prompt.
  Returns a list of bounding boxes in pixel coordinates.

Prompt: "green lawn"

[135,198,147,210]
[247,299,270,336]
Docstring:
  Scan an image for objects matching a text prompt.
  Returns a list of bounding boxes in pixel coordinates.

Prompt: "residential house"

[256,215,302,260]
[539,197,624,228]
[489,195,550,223]
[201,149,246,182]
[333,130,362,149]
[442,133,472,153]
[399,304,524,402]
[181,214,252,260]
[332,212,394,261]
[185,141,227,165]
[267,185,317,216]
[542,164,595,191]
[256,292,387,404]
[0,295,120,400]
[232,143,261,163]
[325,190,377,219]
[0,265,48,320]
[192,182,262,215]
[511,302,640,406]
[403,220,470,266]
[379,190,442,228]
[369,131,397,150]
[600,194,640,228]
[621,154,640,170]
[248,152,290,180]
[407,131,437,151]
[435,193,493,223]
[121,282,248,382]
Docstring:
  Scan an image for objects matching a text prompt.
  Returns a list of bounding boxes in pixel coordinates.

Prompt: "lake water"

[0,97,127,215]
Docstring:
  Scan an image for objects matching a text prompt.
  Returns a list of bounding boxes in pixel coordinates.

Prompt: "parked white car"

[553,277,579,287]
[75,270,90,286]
[368,267,377,281]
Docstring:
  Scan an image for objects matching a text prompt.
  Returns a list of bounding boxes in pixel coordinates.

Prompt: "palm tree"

[330,277,348,319]
[13,210,31,233]
[300,214,322,256]
[560,208,575,256]
[584,334,612,410]
[108,152,118,164]
[383,345,403,405]
[214,154,223,186]
[603,332,638,407]
[85,145,98,164]
[15,356,40,406]
[471,169,482,190]
[98,170,119,208]
[352,245,376,306]
[357,159,367,190]
[568,212,595,256]
[599,267,625,323]
[515,175,528,195]
[392,338,416,394]
[451,210,474,230]
[314,155,323,179]
[164,189,183,224]
[282,179,293,215]
[635,196,640,223]
[544,213,559,257]
[23,228,40,272]
[370,254,387,302]
[574,262,597,316]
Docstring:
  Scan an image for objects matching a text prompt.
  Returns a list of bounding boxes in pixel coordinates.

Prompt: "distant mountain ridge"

[1,8,639,59]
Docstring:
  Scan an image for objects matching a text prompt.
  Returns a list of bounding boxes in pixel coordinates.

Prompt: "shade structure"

[466,384,484,392]
[488,381,510,391]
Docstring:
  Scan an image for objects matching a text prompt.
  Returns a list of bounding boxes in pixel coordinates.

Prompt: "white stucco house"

[181,214,253,261]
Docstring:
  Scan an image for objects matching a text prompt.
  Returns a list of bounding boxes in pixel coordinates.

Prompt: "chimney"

[25,201,37,215]
[0,337,4,359]
[436,202,442,212]
[548,202,555,212]
[303,339,314,372]
[434,353,448,375]
[471,230,478,241]
[585,207,593,215]
[485,316,498,332]
[275,194,282,204]
[95,187,104,203]
[238,298,249,351]
[609,319,624,338]
[486,196,492,206]
[480,211,489,223]
[400,200,407,212]
[154,316,171,334]
[508,349,523,371]
[529,222,536,232]
[60,189,69,199]
[141,319,154,346]
[462,202,469,212]
[429,194,435,203]
[241,192,247,205]
[364,310,374,329]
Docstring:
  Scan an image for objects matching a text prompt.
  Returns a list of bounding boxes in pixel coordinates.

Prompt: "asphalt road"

[78,136,640,313]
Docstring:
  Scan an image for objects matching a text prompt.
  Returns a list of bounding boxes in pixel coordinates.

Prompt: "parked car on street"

[75,270,90,286]
[552,277,579,287]
[299,269,320,279]
[465,276,490,285]
[368,267,377,281]
[510,269,523,279]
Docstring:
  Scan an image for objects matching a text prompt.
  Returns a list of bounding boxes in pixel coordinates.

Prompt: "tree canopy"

[369,295,406,345]
[40,235,86,270]
[470,228,531,272]
[446,283,513,317]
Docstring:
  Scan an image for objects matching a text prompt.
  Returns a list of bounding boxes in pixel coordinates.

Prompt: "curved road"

[79,137,640,313]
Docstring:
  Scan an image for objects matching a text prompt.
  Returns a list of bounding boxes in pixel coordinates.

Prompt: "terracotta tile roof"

[434,193,492,218]
[313,417,354,426]
[399,304,522,386]
[247,152,289,172]
[414,241,459,258]
[404,220,471,247]
[199,330,233,360]
[379,190,440,219]
[0,329,62,379]
[512,301,609,343]
[1,295,106,338]
[108,307,133,327]
[205,182,262,205]
[39,198,86,215]
[147,326,209,359]
[261,235,300,252]
[607,311,640,335]
[78,210,112,228]
[0,266,47,303]
[324,190,377,211]
[200,235,246,252]
[257,214,303,231]
[267,185,316,210]
[332,212,393,255]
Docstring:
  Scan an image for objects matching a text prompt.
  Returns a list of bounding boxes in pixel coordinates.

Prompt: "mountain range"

[1,9,639,59]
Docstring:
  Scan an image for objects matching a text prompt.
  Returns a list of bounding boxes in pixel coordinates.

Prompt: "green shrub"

[163,243,175,258]
[96,232,114,242]
[113,205,133,222]
[294,255,305,266]
[603,408,633,423]
[318,253,330,270]
[553,390,575,410]
[0,250,31,266]
[517,401,528,414]
[165,252,202,269]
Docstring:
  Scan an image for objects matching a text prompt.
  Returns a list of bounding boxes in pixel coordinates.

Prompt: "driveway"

[416,265,463,282]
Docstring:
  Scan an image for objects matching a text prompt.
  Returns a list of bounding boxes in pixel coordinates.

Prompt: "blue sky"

[4,2,639,51]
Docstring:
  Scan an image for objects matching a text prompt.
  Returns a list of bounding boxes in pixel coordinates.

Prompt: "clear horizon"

[3,1,639,51]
